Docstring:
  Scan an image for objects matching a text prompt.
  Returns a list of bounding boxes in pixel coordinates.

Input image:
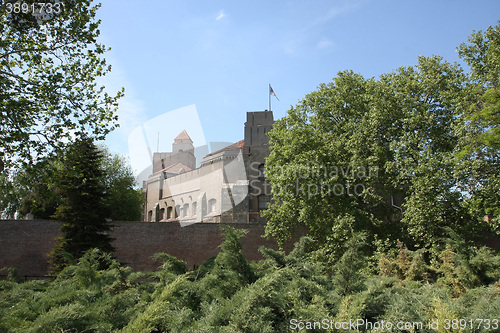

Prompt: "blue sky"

[96,0,500,175]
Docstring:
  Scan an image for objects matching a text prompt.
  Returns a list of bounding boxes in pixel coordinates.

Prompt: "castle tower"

[172,130,194,154]
[152,130,196,174]
[244,111,274,146]
[243,111,274,223]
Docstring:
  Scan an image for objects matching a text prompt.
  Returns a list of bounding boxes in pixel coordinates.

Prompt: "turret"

[173,130,194,154]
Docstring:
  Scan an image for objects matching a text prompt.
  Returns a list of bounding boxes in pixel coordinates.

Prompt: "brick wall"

[0,220,59,277]
[0,220,300,276]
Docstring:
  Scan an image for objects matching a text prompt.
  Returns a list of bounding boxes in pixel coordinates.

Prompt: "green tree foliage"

[0,159,60,219]
[0,249,151,332]
[263,55,476,255]
[0,0,123,171]
[381,56,476,247]
[0,168,24,218]
[123,225,256,332]
[0,145,144,221]
[16,159,60,219]
[456,21,500,232]
[99,147,144,221]
[263,71,395,253]
[263,34,500,257]
[2,16,500,333]
[194,225,256,302]
[459,21,500,150]
[152,252,187,284]
[49,138,114,273]
[1,229,498,332]
[331,233,368,296]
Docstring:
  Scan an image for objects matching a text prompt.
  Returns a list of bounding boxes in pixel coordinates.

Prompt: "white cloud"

[216,10,226,20]
[282,1,365,55]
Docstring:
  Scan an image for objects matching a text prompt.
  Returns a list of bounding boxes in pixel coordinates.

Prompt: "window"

[192,202,197,216]
[175,205,181,218]
[258,195,270,211]
[258,163,266,179]
[147,210,153,222]
[208,199,217,213]
[166,206,173,219]
[155,204,160,222]
[183,203,189,217]
[159,208,165,220]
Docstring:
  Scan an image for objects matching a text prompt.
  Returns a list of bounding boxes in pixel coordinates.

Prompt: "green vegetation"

[0,0,123,172]
[0,227,498,332]
[49,138,115,274]
[0,143,144,221]
[458,22,500,150]
[0,3,498,330]
[263,21,500,262]
[0,0,124,218]
[99,146,145,222]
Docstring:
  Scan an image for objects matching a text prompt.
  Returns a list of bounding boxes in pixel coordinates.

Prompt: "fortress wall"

[0,220,59,277]
[0,220,300,276]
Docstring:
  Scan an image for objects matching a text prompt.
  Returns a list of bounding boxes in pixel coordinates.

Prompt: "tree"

[380,56,478,247]
[263,54,493,259]
[263,70,397,259]
[456,21,500,232]
[99,147,144,221]
[49,137,114,273]
[1,145,144,221]
[17,159,60,219]
[458,20,500,150]
[0,169,21,218]
[0,0,123,171]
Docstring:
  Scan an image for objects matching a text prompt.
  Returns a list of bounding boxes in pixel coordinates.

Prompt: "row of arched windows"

[148,198,218,222]
[148,194,270,222]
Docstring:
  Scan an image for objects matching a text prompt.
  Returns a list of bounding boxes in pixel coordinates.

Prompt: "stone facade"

[143,111,274,224]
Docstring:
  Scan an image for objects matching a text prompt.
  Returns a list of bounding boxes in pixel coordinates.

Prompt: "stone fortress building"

[143,111,274,224]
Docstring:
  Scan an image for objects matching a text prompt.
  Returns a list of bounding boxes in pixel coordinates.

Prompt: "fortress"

[3,110,500,277]
[4,110,498,276]
[0,111,294,277]
[142,110,274,224]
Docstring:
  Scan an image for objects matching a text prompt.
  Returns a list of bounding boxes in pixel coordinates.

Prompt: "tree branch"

[0,69,37,86]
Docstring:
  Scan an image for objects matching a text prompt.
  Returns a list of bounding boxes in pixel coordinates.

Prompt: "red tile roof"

[206,140,244,157]
[174,130,192,142]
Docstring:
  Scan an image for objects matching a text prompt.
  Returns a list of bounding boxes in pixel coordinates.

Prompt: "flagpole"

[268,83,271,111]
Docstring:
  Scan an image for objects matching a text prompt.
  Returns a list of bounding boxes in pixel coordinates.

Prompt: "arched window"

[166,206,173,219]
[147,210,153,222]
[175,205,181,218]
[208,199,217,213]
[183,203,189,217]
[155,204,160,222]
[159,208,165,220]
[192,202,197,216]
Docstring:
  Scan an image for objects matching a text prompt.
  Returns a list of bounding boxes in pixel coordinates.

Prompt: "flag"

[269,85,279,101]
